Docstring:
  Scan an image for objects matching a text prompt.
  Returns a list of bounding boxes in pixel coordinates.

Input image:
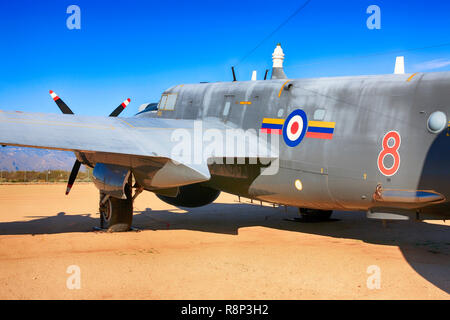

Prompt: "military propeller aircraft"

[0,44,449,231]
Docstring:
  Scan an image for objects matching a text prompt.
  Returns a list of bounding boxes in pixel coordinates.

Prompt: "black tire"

[100,185,133,232]
[299,208,333,221]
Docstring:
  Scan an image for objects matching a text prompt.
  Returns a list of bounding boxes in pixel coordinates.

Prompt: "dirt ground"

[0,184,448,299]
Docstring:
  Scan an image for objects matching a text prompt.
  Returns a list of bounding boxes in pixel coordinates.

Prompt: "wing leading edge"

[0,110,278,188]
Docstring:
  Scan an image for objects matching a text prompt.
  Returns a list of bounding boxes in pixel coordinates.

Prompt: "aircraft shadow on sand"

[0,201,448,294]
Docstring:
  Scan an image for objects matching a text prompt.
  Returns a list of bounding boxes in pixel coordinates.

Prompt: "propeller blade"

[49,90,74,114]
[66,160,81,195]
[109,98,130,117]
[49,90,77,194]
[49,92,130,195]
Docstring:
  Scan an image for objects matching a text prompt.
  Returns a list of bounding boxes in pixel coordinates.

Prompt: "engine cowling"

[93,163,130,199]
[156,183,220,208]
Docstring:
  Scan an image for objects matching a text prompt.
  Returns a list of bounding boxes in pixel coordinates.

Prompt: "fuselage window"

[223,101,231,116]
[313,109,326,120]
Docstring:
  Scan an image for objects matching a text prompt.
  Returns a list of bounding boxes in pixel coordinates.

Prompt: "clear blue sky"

[1,0,450,116]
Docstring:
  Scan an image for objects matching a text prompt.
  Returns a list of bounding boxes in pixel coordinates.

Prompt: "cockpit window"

[135,103,158,115]
[158,93,177,111]
[158,95,168,109]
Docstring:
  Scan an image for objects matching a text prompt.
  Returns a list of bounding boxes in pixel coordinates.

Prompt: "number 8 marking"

[377,131,401,177]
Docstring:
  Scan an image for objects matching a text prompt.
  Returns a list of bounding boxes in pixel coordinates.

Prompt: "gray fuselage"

[130,72,450,218]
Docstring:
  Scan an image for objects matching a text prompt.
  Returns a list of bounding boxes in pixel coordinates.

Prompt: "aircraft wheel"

[299,208,333,221]
[99,185,133,232]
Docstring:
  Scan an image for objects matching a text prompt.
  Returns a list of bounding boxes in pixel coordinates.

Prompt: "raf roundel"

[283,109,308,147]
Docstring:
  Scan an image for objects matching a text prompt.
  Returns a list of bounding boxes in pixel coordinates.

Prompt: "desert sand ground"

[0,184,448,299]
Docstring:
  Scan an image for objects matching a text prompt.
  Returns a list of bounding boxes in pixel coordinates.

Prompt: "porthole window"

[427,111,447,133]
[313,109,326,121]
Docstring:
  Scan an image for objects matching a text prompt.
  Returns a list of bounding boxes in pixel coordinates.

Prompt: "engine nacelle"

[156,183,220,208]
[93,163,130,199]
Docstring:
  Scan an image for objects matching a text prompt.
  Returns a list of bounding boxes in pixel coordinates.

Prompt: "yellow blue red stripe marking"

[261,118,284,135]
[306,121,336,139]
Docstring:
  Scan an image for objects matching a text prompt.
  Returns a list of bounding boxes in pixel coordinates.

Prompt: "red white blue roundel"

[283,109,308,147]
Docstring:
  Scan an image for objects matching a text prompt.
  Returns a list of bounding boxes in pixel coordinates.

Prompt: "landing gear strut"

[99,183,133,232]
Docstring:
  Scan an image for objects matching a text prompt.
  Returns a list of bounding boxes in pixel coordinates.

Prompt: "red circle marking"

[290,122,299,134]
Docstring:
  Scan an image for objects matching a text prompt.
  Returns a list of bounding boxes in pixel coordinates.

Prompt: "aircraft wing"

[0,110,277,187]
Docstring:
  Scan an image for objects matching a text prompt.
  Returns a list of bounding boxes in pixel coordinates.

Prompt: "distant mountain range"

[0,147,76,171]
